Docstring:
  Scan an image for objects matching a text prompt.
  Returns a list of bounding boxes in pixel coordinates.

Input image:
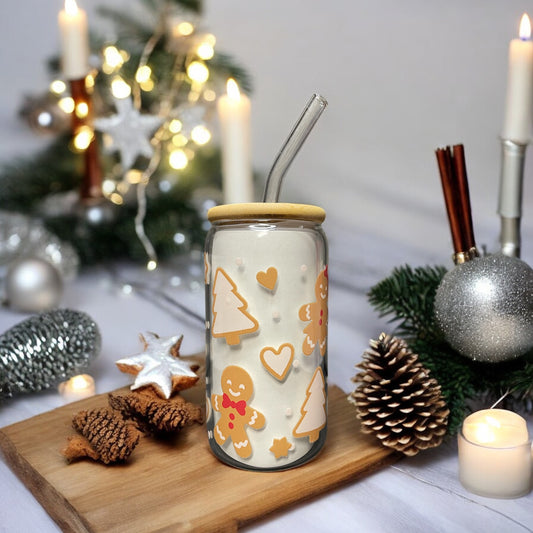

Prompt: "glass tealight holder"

[458,408,532,499]
[204,203,328,471]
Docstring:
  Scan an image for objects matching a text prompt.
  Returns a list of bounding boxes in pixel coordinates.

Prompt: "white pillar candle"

[58,0,89,80]
[458,408,532,498]
[58,374,96,403]
[217,79,253,204]
[502,14,533,143]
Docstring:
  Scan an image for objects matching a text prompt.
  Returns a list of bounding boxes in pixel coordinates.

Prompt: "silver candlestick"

[498,138,527,257]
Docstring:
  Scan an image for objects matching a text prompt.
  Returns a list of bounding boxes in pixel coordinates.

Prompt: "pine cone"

[108,389,203,435]
[349,333,449,456]
[65,408,141,464]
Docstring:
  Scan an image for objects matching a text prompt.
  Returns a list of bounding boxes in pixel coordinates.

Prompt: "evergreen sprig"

[367,264,533,434]
[368,265,447,340]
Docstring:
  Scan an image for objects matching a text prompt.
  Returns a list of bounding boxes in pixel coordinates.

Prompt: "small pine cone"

[70,408,141,464]
[348,333,449,456]
[109,389,203,435]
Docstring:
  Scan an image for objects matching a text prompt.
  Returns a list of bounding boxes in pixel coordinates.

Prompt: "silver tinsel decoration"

[0,309,101,398]
[434,254,533,363]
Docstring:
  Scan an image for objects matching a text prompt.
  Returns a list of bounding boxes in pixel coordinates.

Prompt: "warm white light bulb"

[111,77,131,99]
[197,42,214,60]
[50,80,67,95]
[58,97,75,114]
[191,125,211,145]
[73,126,94,150]
[75,101,89,118]
[169,119,182,133]
[135,65,151,83]
[176,21,194,36]
[104,46,124,69]
[187,61,209,83]
[169,149,189,169]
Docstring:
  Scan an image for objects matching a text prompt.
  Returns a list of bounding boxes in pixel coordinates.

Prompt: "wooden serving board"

[0,381,398,532]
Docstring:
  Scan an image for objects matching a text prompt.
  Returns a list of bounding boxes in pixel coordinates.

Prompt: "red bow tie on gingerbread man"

[222,393,246,415]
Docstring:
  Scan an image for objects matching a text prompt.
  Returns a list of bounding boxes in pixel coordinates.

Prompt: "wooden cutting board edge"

[0,428,93,533]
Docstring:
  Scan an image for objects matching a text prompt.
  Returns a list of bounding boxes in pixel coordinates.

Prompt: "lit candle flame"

[58,373,95,402]
[226,78,241,101]
[473,415,502,444]
[65,0,79,16]
[70,374,92,391]
[519,13,531,40]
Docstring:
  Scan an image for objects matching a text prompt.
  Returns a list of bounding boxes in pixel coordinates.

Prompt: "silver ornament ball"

[5,257,63,312]
[434,254,533,362]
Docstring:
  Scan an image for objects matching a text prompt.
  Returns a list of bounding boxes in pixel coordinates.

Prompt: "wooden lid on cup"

[207,202,326,223]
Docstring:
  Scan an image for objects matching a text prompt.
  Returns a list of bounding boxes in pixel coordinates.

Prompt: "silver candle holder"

[498,138,528,257]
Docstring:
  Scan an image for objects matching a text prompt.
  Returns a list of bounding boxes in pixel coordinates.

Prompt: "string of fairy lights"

[50,35,217,175]
[40,9,222,268]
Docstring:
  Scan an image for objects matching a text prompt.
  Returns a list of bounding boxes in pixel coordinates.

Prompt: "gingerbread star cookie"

[269,436,294,459]
[116,333,198,399]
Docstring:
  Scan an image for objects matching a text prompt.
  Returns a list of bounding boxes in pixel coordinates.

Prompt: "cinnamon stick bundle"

[435,144,477,261]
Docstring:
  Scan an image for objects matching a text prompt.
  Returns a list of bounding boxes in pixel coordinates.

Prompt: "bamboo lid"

[207,203,326,223]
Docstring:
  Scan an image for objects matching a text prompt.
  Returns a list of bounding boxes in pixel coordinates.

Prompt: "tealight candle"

[458,408,532,498]
[58,374,96,403]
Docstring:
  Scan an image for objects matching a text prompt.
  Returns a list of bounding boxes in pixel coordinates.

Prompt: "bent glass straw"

[262,93,328,203]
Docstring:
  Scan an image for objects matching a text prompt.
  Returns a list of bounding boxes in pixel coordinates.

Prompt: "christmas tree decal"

[212,268,259,345]
[292,367,326,443]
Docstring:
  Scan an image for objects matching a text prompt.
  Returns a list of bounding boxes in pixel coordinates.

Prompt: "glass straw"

[262,93,328,202]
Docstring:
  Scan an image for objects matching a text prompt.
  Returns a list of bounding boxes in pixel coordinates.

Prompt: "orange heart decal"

[256,267,278,291]
[260,343,294,381]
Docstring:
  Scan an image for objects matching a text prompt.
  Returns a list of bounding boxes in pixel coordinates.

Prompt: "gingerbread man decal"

[299,267,328,356]
[211,365,266,458]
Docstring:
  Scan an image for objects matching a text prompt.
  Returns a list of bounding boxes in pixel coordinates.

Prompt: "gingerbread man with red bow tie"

[211,365,266,458]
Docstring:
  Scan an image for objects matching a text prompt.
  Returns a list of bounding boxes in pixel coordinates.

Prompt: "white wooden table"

[0,219,531,532]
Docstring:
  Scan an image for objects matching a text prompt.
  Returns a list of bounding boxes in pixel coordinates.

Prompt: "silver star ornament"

[94,97,162,170]
[116,333,198,399]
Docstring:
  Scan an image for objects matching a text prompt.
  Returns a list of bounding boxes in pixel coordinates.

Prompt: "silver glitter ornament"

[5,257,63,313]
[0,309,101,398]
[434,254,533,362]
[0,210,79,280]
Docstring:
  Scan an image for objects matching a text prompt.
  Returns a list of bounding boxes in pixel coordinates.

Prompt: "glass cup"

[204,203,328,471]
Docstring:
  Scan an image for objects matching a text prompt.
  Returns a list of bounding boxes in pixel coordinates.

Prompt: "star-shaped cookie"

[94,97,162,170]
[269,436,294,459]
[116,333,198,399]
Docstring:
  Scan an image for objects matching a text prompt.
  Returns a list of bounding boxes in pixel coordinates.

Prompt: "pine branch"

[209,53,254,94]
[367,265,447,340]
[0,135,81,212]
[96,6,156,41]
